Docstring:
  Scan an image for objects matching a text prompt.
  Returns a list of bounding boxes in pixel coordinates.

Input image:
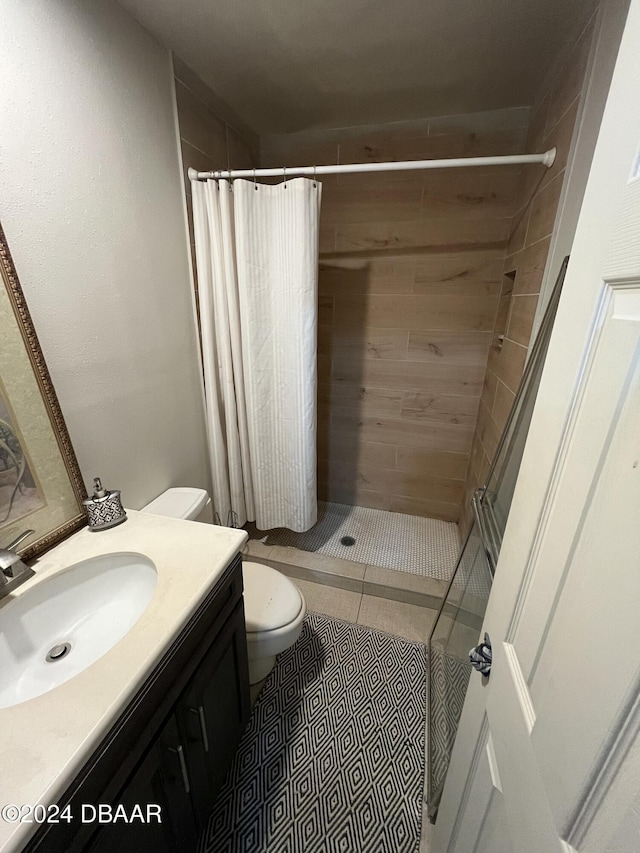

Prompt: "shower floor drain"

[340,536,356,547]
[46,642,71,663]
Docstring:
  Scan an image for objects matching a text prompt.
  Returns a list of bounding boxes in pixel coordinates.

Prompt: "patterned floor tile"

[427,648,471,815]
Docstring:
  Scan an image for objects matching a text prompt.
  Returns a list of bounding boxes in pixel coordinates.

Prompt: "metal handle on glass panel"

[190,705,209,753]
[472,489,498,576]
[168,744,190,793]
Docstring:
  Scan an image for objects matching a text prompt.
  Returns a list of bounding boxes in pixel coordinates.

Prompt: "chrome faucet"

[0,530,35,599]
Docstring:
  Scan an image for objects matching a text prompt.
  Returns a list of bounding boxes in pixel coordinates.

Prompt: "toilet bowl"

[140,488,306,684]
[242,560,306,683]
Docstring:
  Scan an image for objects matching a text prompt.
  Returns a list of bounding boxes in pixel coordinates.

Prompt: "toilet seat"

[242,561,304,632]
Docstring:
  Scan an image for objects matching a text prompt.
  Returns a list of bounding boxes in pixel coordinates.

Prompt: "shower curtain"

[192,177,321,532]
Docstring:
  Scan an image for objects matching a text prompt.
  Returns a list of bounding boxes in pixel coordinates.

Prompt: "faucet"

[0,530,35,599]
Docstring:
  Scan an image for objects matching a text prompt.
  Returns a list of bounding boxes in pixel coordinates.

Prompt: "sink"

[0,552,157,708]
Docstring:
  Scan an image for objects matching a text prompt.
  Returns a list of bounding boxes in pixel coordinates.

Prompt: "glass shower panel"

[427,521,492,818]
[427,257,569,819]
[479,256,568,569]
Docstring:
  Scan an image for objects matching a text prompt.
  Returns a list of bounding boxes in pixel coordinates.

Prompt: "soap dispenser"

[83,477,127,531]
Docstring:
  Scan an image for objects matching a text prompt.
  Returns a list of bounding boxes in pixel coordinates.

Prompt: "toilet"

[140,487,306,684]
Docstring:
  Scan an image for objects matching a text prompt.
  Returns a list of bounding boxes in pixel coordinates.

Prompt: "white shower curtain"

[192,178,321,532]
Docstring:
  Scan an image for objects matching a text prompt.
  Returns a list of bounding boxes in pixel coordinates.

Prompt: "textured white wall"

[0,0,209,508]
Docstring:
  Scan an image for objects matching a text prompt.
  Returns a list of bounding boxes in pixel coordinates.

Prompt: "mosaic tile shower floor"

[246,501,460,582]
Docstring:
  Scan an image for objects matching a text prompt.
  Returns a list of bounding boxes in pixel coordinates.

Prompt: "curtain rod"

[188,148,556,181]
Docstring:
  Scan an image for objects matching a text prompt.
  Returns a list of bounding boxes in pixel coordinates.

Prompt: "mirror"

[0,222,86,558]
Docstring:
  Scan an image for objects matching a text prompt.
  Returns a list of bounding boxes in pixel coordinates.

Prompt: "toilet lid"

[242,561,303,632]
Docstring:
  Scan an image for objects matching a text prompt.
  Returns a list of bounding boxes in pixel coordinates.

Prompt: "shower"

[190,135,558,593]
[427,257,568,819]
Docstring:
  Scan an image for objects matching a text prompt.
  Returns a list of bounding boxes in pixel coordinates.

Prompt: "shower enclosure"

[427,257,569,819]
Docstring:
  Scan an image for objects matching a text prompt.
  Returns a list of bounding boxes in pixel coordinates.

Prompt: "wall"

[0,0,209,509]
[535,0,629,328]
[459,10,598,532]
[261,110,528,521]
[173,56,259,301]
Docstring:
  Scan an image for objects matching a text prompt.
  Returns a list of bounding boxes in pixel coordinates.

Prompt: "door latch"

[469,632,492,676]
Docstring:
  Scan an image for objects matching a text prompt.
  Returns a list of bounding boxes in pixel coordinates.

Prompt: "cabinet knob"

[189,705,210,753]
[167,744,191,794]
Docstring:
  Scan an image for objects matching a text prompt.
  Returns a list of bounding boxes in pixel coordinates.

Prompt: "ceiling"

[118,0,589,135]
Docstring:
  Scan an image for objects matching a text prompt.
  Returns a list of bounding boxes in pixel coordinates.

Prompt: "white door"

[434,3,640,852]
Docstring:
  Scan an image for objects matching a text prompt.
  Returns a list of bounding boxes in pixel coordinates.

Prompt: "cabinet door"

[177,600,251,828]
[87,715,198,853]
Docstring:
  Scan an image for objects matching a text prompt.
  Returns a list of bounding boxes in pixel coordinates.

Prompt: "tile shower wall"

[261,110,528,521]
[459,13,597,532]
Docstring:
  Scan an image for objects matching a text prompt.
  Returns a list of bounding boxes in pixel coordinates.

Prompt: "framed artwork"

[0,222,86,558]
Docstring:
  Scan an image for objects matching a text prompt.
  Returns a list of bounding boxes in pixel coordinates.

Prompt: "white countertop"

[0,511,247,852]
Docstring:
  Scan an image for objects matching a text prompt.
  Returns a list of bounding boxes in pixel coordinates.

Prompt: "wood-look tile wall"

[173,57,259,299]
[262,109,529,521]
[459,14,597,533]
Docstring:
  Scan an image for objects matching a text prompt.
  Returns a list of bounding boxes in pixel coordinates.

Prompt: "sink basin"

[0,552,157,708]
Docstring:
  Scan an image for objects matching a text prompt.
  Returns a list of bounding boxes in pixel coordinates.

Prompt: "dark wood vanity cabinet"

[176,601,249,830]
[86,715,198,853]
[24,555,250,853]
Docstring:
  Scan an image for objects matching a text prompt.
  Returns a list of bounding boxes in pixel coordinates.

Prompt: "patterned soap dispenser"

[83,477,127,531]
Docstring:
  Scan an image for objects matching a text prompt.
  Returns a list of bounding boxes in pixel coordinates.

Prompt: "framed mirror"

[0,222,87,559]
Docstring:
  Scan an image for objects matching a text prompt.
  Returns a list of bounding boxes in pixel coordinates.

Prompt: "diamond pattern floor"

[200,612,427,853]
[246,501,460,582]
[428,648,472,813]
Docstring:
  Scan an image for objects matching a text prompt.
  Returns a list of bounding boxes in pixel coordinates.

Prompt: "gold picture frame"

[0,221,87,559]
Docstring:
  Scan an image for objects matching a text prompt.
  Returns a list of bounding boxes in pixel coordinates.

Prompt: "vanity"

[0,202,252,851]
[0,512,250,853]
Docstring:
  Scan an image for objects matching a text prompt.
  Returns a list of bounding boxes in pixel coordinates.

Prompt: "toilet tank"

[140,488,213,524]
